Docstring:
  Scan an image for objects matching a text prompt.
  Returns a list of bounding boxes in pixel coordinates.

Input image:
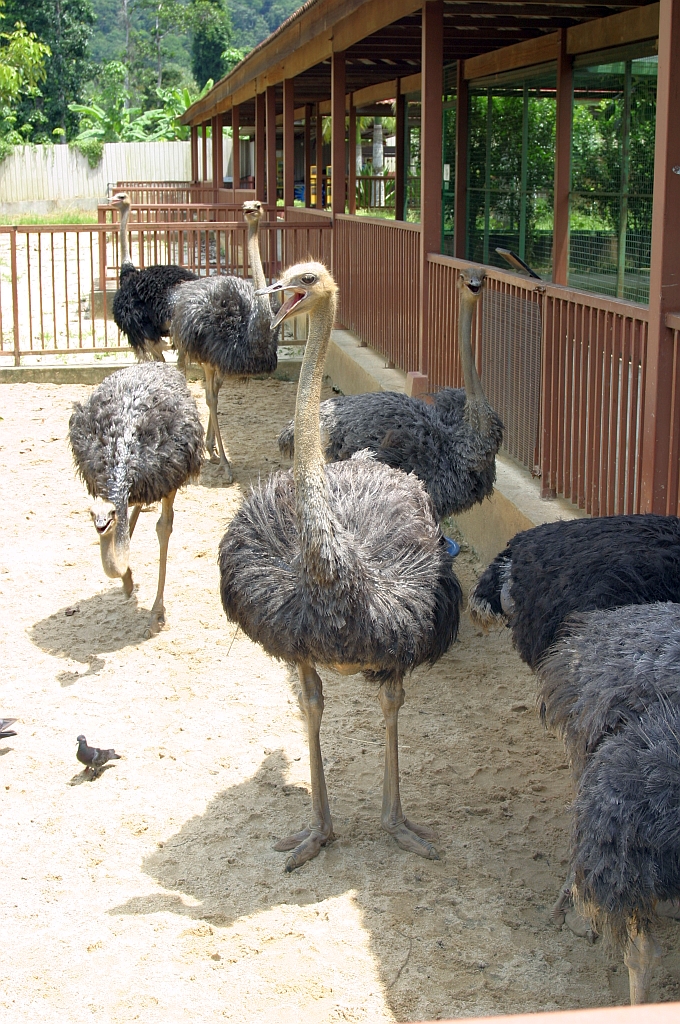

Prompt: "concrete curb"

[0,359,303,386]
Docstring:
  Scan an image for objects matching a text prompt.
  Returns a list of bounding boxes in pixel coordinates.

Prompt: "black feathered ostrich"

[171,200,278,483]
[468,514,680,669]
[218,261,462,871]
[537,601,680,1004]
[109,192,198,361]
[69,363,204,636]
[277,266,503,520]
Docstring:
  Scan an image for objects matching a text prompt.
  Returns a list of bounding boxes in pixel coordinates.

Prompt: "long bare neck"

[247,217,267,292]
[459,290,492,432]
[119,203,131,266]
[99,507,130,580]
[294,290,342,583]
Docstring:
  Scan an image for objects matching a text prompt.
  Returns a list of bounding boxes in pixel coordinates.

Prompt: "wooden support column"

[641,0,680,513]
[283,78,295,209]
[348,95,357,216]
[202,123,208,183]
[211,115,221,187]
[415,0,443,387]
[232,105,240,194]
[553,29,572,285]
[315,104,323,209]
[255,92,266,202]
[395,83,406,221]
[304,104,312,206]
[266,85,277,207]
[331,51,346,218]
[190,125,199,183]
[454,60,468,258]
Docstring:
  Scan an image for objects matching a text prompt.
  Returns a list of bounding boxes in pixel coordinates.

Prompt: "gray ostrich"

[277,266,503,520]
[536,601,680,1004]
[109,192,197,362]
[171,200,277,484]
[218,262,462,871]
[69,363,204,636]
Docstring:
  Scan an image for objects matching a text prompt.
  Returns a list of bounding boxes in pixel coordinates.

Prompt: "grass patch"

[0,210,98,226]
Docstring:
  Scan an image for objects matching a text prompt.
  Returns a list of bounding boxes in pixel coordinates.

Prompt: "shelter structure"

[180,1,680,521]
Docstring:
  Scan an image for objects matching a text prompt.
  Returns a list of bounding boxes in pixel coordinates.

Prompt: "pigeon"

[76,735,121,771]
[0,718,17,738]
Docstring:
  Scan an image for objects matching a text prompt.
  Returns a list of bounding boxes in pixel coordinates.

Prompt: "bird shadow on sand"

[68,764,118,786]
[107,748,453,1016]
[29,588,156,684]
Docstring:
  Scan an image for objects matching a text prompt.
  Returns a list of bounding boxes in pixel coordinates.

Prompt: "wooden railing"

[98,203,280,226]
[0,219,330,363]
[112,182,256,205]
[334,214,421,373]
[666,311,680,517]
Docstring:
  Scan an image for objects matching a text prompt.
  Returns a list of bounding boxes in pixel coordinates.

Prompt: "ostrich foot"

[144,604,165,639]
[552,876,574,928]
[274,826,335,872]
[384,818,439,860]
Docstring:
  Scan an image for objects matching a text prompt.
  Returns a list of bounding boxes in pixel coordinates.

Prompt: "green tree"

[188,0,229,88]
[4,0,94,139]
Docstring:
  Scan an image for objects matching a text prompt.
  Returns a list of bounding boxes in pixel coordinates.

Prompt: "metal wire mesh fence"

[467,67,556,278]
[569,43,657,304]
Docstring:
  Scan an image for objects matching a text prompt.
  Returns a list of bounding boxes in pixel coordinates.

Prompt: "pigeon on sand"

[76,735,121,771]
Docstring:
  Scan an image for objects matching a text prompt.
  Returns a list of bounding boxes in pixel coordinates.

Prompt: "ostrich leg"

[203,364,232,482]
[274,661,334,871]
[145,490,175,638]
[379,676,439,859]
[205,372,224,460]
[128,503,143,538]
[624,922,662,1004]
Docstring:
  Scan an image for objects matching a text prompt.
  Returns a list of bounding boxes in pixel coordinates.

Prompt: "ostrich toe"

[144,604,166,639]
[384,818,439,859]
[274,826,334,872]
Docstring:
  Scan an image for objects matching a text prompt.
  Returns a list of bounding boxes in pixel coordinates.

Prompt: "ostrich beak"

[257,282,307,330]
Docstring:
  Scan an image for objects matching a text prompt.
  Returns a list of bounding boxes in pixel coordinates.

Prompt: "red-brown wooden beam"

[395,83,405,221]
[202,123,208,182]
[304,104,312,207]
[553,29,572,285]
[190,125,199,183]
[331,51,346,219]
[232,104,240,192]
[641,0,680,513]
[212,115,223,188]
[266,85,277,207]
[255,92,266,202]
[454,60,468,258]
[315,103,323,209]
[417,0,444,384]
[348,95,357,216]
[283,78,295,209]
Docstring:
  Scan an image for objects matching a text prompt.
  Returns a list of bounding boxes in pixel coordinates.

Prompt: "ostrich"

[171,200,278,484]
[109,192,198,362]
[69,363,204,637]
[536,601,680,1004]
[277,266,503,520]
[468,514,680,670]
[218,261,462,871]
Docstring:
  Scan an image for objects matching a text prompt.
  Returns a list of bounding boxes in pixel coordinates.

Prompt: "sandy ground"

[1,375,679,1024]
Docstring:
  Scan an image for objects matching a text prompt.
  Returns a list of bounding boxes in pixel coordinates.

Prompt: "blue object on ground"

[444,536,460,558]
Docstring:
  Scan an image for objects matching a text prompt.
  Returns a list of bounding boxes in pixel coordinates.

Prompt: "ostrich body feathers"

[278,387,503,521]
[469,514,680,668]
[171,274,278,377]
[113,263,197,357]
[219,456,462,677]
[69,363,204,513]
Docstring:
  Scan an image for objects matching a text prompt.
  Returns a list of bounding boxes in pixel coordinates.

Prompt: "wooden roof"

[181,0,659,126]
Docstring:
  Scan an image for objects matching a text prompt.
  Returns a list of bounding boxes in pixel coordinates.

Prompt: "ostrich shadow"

[108,748,439,1009]
[29,588,154,684]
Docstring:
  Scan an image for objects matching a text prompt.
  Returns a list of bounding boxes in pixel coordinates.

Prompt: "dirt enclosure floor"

[1,376,679,1024]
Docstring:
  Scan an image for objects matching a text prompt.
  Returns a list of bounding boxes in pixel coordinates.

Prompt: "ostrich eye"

[300,273,316,285]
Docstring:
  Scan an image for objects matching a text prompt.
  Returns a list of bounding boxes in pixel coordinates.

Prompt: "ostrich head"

[242,200,264,225]
[89,496,131,587]
[257,262,337,330]
[457,265,486,302]
[108,191,131,212]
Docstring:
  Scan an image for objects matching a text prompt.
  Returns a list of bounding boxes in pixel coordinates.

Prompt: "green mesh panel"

[467,69,556,278]
[570,49,657,303]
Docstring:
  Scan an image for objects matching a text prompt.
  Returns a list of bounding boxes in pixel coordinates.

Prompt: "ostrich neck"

[293,291,342,583]
[247,218,267,292]
[459,293,492,430]
[119,204,131,266]
[98,506,130,580]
